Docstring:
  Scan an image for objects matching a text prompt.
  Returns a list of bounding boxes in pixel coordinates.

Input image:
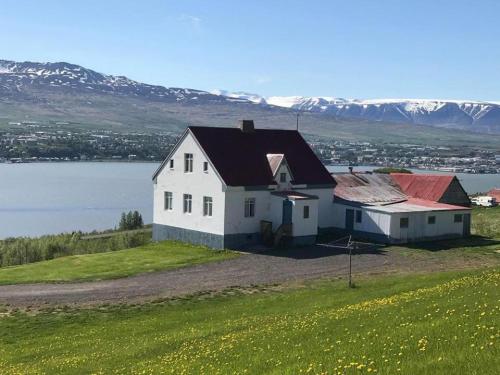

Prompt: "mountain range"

[211,90,500,134]
[0,59,499,146]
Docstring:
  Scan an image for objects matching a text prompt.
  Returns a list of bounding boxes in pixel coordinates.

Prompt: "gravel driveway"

[0,244,486,308]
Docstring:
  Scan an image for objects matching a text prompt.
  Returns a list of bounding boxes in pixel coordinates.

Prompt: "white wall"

[275,163,293,191]
[389,210,469,241]
[332,203,391,235]
[153,132,226,235]
[291,199,318,236]
[224,189,271,234]
[297,188,335,228]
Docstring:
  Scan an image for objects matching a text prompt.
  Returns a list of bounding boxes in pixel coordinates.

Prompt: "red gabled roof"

[189,126,335,187]
[390,173,455,202]
[487,188,500,200]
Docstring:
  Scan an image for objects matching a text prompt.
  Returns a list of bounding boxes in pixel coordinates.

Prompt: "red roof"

[488,188,500,200]
[406,197,470,210]
[391,173,455,202]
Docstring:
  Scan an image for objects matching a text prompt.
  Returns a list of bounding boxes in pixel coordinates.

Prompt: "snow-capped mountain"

[0,58,499,134]
[0,59,227,103]
[213,91,500,133]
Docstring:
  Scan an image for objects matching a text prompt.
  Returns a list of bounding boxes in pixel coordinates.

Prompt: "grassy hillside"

[0,269,498,374]
[2,90,500,149]
[0,241,236,284]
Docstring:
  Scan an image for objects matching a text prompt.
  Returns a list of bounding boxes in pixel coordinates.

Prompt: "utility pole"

[296,111,300,131]
[347,235,353,288]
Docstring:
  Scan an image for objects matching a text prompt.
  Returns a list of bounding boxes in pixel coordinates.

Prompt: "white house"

[152,120,336,249]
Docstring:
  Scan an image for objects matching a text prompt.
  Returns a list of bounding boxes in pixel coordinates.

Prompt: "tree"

[373,167,412,174]
[119,212,128,231]
[118,210,144,230]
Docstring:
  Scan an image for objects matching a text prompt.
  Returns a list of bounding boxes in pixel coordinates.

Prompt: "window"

[203,161,208,173]
[184,153,193,173]
[169,159,174,169]
[400,217,409,228]
[164,192,173,210]
[454,214,463,223]
[280,172,287,183]
[303,205,310,219]
[244,198,256,217]
[203,196,213,216]
[183,194,192,213]
[356,210,362,223]
[428,215,436,224]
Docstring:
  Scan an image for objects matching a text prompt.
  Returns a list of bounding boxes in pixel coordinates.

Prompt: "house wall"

[297,187,335,229]
[439,178,471,207]
[388,210,470,242]
[331,202,469,243]
[275,163,293,191]
[291,199,318,237]
[153,132,226,241]
[224,189,271,235]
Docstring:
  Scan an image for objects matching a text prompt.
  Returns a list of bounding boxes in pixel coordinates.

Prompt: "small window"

[203,161,208,173]
[169,159,174,169]
[303,205,310,219]
[356,210,362,223]
[184,153,193,173]
[428,216,436,224]
[400,217,409,228]
[164,192,173,210]
[280,172,287,183]
[454,214,463,223]
[203,196,213,216]
[244,198,255,217]
[183,194,192,213]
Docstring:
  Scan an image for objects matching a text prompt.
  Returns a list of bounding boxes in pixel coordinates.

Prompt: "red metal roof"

[406,197,471,210]
[487,188,500,201]
[390,173,455,202]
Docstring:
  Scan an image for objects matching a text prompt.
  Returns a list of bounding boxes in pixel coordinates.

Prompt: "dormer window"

[184,153,193,173]
[280,172,287,183]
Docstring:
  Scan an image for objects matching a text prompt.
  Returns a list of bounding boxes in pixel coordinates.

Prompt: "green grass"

[0,241,237,284]
[0,269,498,374]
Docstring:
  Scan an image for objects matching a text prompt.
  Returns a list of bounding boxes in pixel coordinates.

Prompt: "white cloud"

[255,75,272,85]
[179,14,202,31]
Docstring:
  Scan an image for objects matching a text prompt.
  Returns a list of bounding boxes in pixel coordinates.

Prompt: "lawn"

[0,269,498,374]
[0,241,237,284]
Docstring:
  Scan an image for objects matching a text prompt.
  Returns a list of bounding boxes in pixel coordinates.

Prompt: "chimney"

[348,166,354,174]
[239,119,255,133]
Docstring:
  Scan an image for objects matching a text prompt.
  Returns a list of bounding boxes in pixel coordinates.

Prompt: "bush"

[0,230,151,267]
[373,167,412,174]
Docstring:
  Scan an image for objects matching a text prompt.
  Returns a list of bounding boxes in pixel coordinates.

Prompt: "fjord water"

[0,162,158,238]
[0,162,498,239]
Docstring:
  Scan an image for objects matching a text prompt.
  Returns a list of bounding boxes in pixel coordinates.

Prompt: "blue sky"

[1,0,499,101]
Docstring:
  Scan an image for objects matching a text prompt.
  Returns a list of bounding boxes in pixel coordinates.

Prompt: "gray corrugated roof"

[333,173,407,205]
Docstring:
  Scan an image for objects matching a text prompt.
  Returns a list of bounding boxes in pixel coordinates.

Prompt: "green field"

[0,269,498,374]
[0,241,236,284]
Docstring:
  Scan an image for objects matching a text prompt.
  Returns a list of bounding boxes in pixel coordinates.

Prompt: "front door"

[463,213,471,236]
[282,199,293,225]
[345,209,354,231]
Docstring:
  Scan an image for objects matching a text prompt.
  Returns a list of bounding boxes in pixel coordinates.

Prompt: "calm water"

[0,162,498,239]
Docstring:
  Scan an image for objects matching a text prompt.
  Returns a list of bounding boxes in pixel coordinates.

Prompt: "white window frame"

[184,153,193,173]
[280,172,287,183]
[164,191,173,210]
[203,196,213,217]
[244,198,256,218]
[183,194,192,213]
[303,205,310,219]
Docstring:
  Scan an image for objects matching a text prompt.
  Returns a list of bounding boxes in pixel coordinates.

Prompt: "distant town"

[1,121,499,174]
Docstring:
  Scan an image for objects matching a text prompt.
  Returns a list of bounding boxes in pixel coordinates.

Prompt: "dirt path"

[0,246,492,308]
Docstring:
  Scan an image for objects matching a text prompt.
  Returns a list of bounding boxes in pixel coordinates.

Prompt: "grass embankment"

[0,269,498,374]
[0,241,236,284]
